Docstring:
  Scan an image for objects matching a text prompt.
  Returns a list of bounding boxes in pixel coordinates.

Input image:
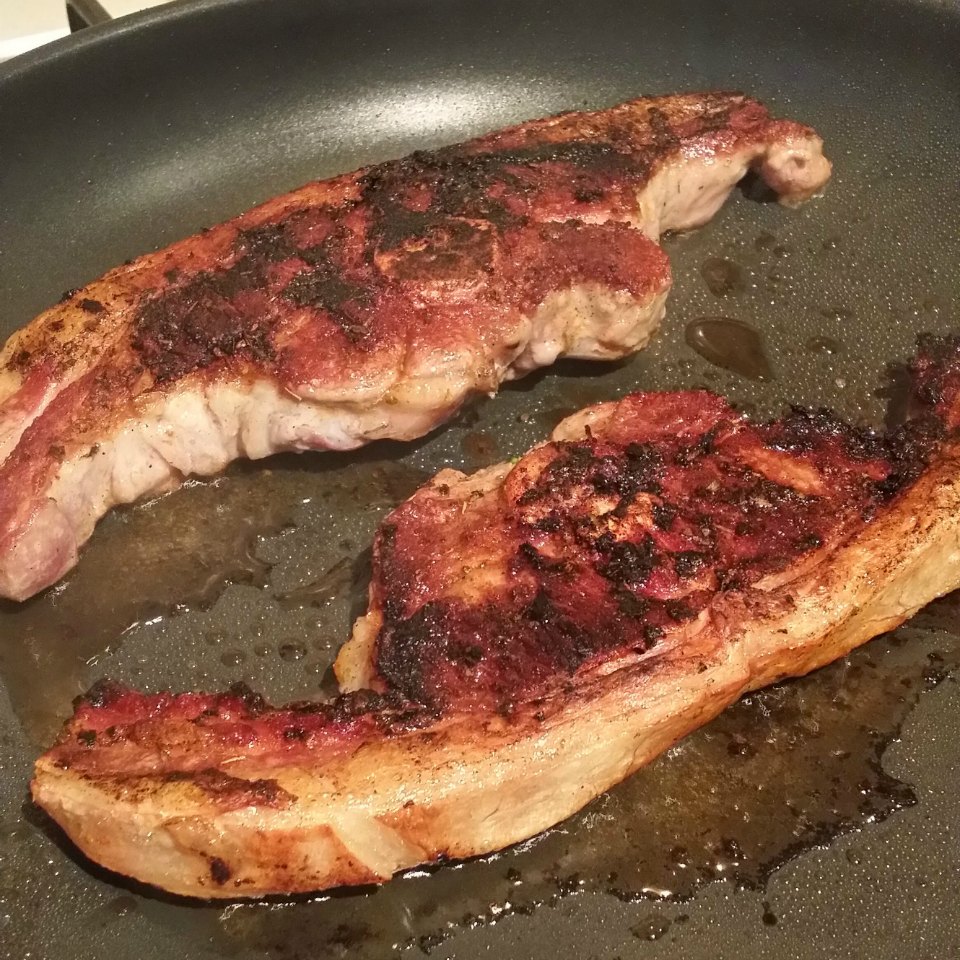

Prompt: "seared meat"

[32,335,960,899]
[0,92,830,601]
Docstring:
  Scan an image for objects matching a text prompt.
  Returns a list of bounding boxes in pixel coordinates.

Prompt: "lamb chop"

[31,334,960,899]
[0,92,830,601]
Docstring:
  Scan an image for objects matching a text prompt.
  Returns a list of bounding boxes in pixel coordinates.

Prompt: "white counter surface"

[0,0,172,62]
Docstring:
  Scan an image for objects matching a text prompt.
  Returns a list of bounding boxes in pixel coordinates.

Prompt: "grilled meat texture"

[0,91,830,601]
[32,335,960,899]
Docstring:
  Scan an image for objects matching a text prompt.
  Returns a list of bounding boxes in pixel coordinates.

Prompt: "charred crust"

[613,588,649,618]
[643,624,665,644]
[532,514,563,533]
[452,643,484,666]
[518,541,563,573]
[769,407,886,461]
[74,678,127,710]
[527,588,553,622]
[132,268,275,382]
[597,534,656,585]
[674,551,708,578]
[235,223,298,262]
[665,600,696,622]
[572,183,606,203]
[164,769,294,808]
[78,298,105,314]
[796,533,823,551]
[280,260,371,342]
[375,602,448,706]
[652,502,677,529]
[8,349,31,372]
[228,682,267,716]
[647,107,681,148]
[209,857,232,885]
[911,334,960,415]
[717,569,746,591]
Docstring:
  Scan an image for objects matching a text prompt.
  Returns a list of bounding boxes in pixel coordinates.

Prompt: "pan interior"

[0,0,958,957]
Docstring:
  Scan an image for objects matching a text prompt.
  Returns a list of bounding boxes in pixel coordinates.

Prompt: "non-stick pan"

[1,0,959,957]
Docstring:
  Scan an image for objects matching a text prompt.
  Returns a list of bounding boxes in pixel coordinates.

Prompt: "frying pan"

[1,0,959,956]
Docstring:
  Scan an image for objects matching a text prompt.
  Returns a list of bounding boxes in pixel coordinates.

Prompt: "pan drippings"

[1,444,957,957]
[204,606,959,958]
[0,453,428,746]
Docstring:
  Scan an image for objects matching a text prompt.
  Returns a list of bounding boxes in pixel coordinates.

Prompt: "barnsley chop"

[32,335,960,899]
[0,92,830,601]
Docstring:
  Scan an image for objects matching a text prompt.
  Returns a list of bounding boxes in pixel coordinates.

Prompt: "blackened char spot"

[517,542,550,570]
[74,678,127,711]
[209,857,231,885]
[666,600,696,621]
[229,682,267,716]
[644,623,665,644]
[236,223,298,262]
[652,502,677,530]
[381,218,497,282]
[674,551,707,578]
[614,588,649,618]
[359,137,646,255]
[648,107,680,147]
[281,261,371,343]
[597,534,656,585]
[527,588,552,621]
[132,270,274,382]
[376,602,449,706]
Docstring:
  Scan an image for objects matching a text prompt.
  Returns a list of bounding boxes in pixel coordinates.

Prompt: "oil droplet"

[108,895,138,918]
[754,231,777,251]
[460,430,499,467]
[534,406,578,431]
[806,336,843,356]
[279,642,307,662]
[701,257,746,296]
[219,649,246,667]
[822,235,841,250]
[819,306,853,322]
[274,557,354,609]
[253,643,270,657]
[685,318,773,381]
[631,914,672,940]
[761,902,778,926]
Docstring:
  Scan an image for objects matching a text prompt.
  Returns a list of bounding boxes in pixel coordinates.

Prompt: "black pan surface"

[1,1,959,957]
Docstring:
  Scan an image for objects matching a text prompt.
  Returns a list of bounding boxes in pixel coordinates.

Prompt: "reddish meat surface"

[0,91,830,601]
[32,335,960,899]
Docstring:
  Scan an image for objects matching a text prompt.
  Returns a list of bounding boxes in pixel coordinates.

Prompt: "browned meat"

[0,91,830,601]
[31,334,960,899]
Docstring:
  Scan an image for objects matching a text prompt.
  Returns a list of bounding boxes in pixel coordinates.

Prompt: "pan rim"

[3,0,958,89]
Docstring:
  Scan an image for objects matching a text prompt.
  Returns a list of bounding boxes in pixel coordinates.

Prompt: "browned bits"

[131,270,275,382]
[209,857,232,885]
